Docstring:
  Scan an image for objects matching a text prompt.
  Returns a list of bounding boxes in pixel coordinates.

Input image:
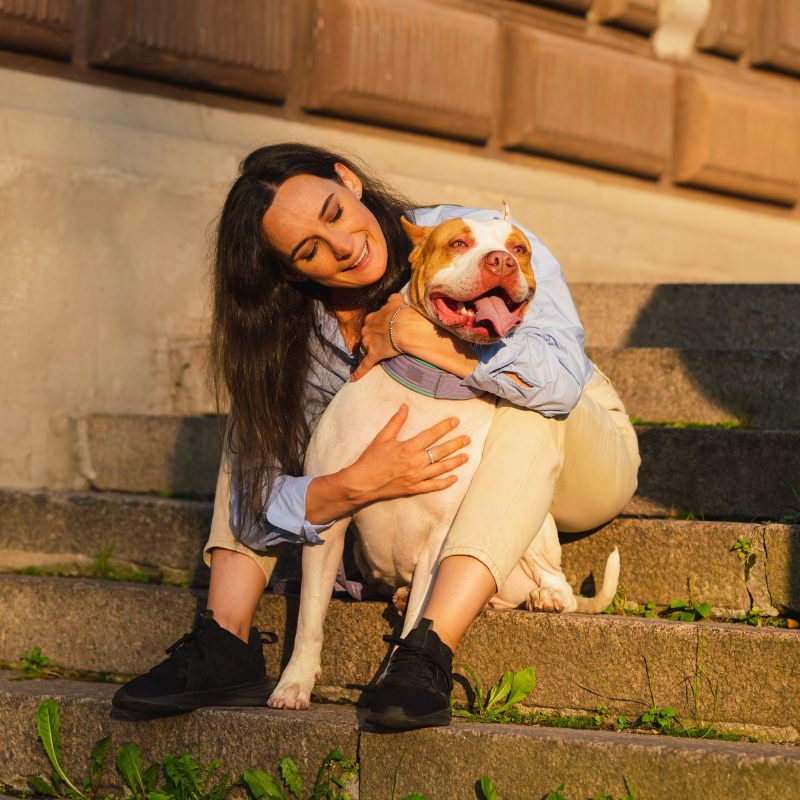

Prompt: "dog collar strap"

[381,354,486,400]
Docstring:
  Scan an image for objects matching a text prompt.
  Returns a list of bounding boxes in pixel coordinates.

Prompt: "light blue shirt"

[233,204,594,551]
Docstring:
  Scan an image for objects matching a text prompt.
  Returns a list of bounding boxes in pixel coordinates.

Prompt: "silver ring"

[425,447,436,465]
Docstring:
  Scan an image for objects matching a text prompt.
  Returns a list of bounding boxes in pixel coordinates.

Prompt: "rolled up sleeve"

[455,211,593,415]
[233,472,335,550]
[464,320,587,415]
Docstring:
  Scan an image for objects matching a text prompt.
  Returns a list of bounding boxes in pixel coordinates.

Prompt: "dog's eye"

[512,244,527,256]
[450,240,468,249]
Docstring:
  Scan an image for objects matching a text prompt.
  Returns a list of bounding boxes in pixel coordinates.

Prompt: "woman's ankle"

[208,611,252,644]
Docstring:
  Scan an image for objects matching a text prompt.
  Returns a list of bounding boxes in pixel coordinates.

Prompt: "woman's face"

[261,164,388,290]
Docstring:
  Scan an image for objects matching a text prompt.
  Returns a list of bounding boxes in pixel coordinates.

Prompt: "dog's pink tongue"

[473,295,519,337]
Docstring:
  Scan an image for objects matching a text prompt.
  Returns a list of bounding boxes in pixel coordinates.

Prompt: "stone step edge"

[1,575,797,739]
[2,487,798,616]
[2,673,799,800]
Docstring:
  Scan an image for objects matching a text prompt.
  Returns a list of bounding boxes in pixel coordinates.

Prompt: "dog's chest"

[305,366,495,477]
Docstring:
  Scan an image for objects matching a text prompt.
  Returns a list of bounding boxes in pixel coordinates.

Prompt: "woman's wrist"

[305,468,369,525]
[395,311,479,379]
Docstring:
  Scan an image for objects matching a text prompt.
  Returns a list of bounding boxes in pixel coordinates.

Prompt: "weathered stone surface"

[696,0,749,58]
[3,673,799,800]
[571,284,800,349]
[764,525,800,614]
[0,0,73,59]
[361,720,800,800]
[72,414,800,519]
[0,489,211,582]
[503,29,673,176]
[590,0,659,34]
[560,517,760,612]
[79,414,222,496]
[6,488,797,612]
[1,576,798,732]
[304,0,498,142]
[88,0,293,101]
[588,347,800,429]
[630,427,800,519]
[0,672,357,794]
[749,0,800,76]
[674,73,800,204]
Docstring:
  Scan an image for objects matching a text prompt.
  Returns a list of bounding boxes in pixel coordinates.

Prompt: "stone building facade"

[1,0,799,490]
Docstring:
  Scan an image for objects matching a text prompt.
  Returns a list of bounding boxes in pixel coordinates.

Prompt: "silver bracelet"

[388,304,410,354]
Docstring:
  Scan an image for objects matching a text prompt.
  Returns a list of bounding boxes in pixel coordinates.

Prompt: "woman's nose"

[328,230,354,260]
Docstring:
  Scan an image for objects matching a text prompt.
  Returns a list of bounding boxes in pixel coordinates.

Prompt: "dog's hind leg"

[268,517,350,710]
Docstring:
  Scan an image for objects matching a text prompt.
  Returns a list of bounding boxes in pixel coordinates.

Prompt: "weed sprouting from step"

[542,782,637,800]
[15,647,59,680]
[661,598,711,623]
[731,537,757,582]
[452,665,536,721]
[25,700,359,800]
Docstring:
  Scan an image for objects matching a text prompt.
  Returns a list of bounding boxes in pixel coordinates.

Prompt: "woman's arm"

[353,294,532,388]
[305,404,469,524]
[354,207,593,414]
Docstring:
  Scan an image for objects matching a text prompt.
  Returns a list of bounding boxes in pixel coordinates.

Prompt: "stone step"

[571,284,800,349]
[2,489,798,614]
[2,675,800,800]
[589,346,800,429]
[631,427,800,519]
[74,414,800,519]
[1,575,797,739]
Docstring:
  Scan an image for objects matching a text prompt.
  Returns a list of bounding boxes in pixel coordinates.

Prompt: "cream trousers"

[203,367,640,591]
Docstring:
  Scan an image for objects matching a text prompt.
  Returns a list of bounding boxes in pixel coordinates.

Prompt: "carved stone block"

[88,0,293,101]
[674,72,800,204]
[502,29,673,177]
[304,0,498,142]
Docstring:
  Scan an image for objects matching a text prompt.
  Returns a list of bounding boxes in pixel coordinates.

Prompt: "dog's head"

[401,206,536,344]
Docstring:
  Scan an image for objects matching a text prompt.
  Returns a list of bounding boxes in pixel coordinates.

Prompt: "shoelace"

[165,623,209,659]
[382,633,452,691]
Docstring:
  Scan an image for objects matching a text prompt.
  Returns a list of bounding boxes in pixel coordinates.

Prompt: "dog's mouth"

[430,286,530,340]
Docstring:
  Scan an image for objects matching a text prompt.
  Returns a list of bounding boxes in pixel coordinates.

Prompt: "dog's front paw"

[267,667,317,710]
[526,587,566,613]
[392,585,410,616]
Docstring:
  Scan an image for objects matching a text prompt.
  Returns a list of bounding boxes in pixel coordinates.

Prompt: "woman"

[112,143,640,728]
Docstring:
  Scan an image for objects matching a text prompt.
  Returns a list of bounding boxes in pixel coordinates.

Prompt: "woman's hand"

[352,293,416,381]
[305,404,470,523]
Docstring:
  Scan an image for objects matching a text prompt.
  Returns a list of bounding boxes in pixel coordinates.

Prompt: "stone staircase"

[1,284,799,799]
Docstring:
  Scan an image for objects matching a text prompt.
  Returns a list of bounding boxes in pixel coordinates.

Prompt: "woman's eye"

[301,243,318,261]
[331,205,343,222]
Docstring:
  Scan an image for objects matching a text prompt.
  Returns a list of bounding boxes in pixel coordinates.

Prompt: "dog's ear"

[400,216,430,248]
[501,200,512,221]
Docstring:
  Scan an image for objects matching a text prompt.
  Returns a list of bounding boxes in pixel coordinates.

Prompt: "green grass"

[14,544,192,589]
[629,418,746,430]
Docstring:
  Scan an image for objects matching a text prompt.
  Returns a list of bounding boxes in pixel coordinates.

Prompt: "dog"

[268,206,619,709]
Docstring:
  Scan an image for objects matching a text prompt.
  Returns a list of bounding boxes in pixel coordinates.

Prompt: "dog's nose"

[482,250,516,277]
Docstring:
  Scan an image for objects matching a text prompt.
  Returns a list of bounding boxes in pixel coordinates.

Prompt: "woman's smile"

[261,167,388,289]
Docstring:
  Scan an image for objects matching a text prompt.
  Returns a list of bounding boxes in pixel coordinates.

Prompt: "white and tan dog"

[268,208,619,709]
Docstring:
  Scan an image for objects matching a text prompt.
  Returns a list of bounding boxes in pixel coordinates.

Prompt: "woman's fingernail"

[463,436,471,445]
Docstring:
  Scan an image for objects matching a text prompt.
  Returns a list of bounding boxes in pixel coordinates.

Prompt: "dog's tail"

[574,547,620,614]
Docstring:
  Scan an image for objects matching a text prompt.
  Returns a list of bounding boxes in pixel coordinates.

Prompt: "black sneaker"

[112,610,275,714]
[367,618,453,730]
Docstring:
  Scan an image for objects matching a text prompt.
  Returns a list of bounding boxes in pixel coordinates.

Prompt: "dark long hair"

[211,142,414,530]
